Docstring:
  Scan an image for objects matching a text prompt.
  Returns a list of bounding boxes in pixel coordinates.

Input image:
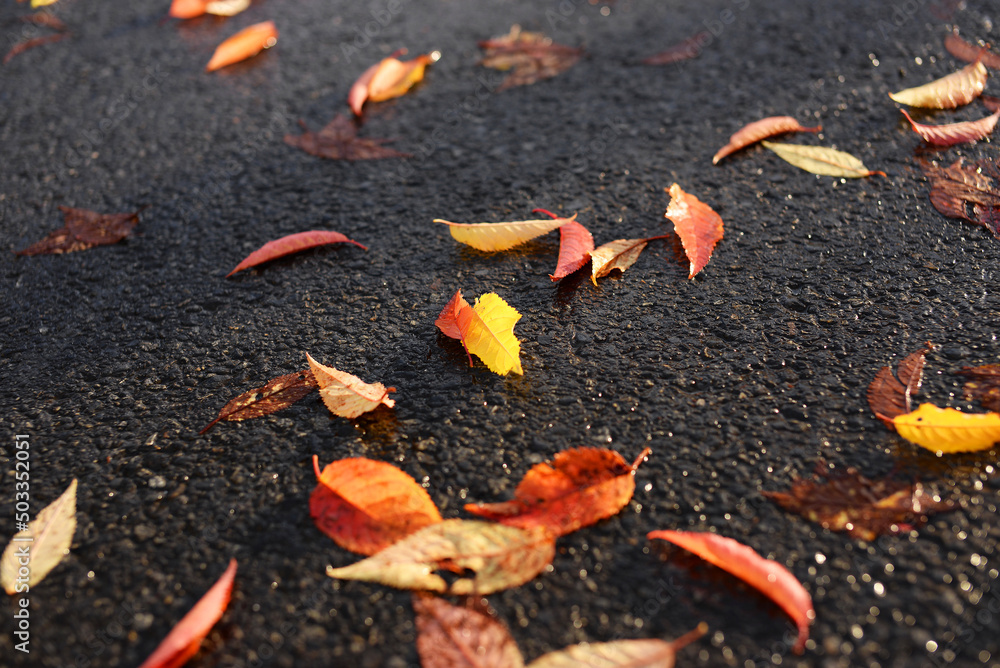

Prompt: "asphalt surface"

[2,1,1000,667]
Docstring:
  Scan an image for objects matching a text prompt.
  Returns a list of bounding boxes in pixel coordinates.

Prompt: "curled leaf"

[957,364,1000,412]
[311,456,442,556]
[762,141,886,178]
[465,447,650,537]
[326,519,555,595]
[306,353,396,418]
[349,49,440,116]
[642,31,709,65]
[455,292,523,376]
[900,108,1000,146]
[944,31,1000,70]
[665,183,724,279]
[1,479,77,595]
[712,116,821,164]
[137,559,237,668]
[435,215,572,252]
[435,289,469,342]
[888,61,987,109]
[479,25,582,90]
[532,209,595,281]
[413,594,525,668]
[589,238,650,285]
[866,342,933,428]
[893,403,1000,453]
[284,115,410,161]
[526,623,707,668]
[226,230,367,277]
[16,206,141,256]
[200,369,317,433]
[648,530,814,655]
[206,20,278,72]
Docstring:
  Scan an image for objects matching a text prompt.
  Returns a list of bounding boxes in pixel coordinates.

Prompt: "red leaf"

[664,183,724,279]
[712,116,821,164]
[226,230,366,277]
[435,289,469,341]
[284,115,411,161]
[310,455,442,556]
[647,531,814,655]
[900,108,1000,146]
[16,206,141,256]
[944,30,1000,69]
[866,343,934,428]
[412,594,525,668]
[641,31,710,65]
[541,211,594,281]
[3,32,67,65]
[138,559,237,668]
[479,25,582,90]
[200,369,317,433]
[464,447,650,537]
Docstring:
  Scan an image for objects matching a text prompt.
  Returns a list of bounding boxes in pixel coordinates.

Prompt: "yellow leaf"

[2,479,77,595]
[457,293,523,375]
[889,61,988,109]
[205,0,250,16]
[762,141,886,178]
[31,0,59,7]
[893,403,1000,453]
[306,353,395,418]
[435,215,574,251]
[589,238,649,285]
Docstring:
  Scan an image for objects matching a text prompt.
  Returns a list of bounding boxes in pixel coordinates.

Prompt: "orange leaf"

[310,455,442,556]
[348,49,440,116]
[866,342,934,428]
[138,559,237,668]
[169,0,207,18]
[900,108,1000,146]
[712,116,821,164]
[532,208,595,281]
[200,369,317,433]
[435,289,469,341]
[226,230,367,277]
[465,447,650,537]
[206,21,278,72]
[648,531,814,655]
[413,594,525,668]
[888,60,987,108]
[944,30,1000,69]
[16,206,141,256]
[664,183,724,279]
[305,353,396,418]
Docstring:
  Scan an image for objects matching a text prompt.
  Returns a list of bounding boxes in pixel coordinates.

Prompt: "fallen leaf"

[3,32,67,65]
[348,49,440,116]
[866,342,934,428]
[306,353,396,419]
[957,364,1000,412]
[530,208,595,281]
[589,237,659,285]
[226,230,367,277]
[526,623,708,668]
[762,141,886,178]
[465,447,650,537]
[413,593,525,668]
[326,519,555,595]
[900,108,1000,146]
[137,559,237,668]
[311,455,442,556]
[763,466,955,541]
[888,60,988,108]
[944,30,1000,69]
[200,369,317,433]
[919,158,1000,239]
[712,116,822,164]
[284,115,411,160]
[1,479,77,595]
[664,183,724,279]
[434,214,572,252]
[435,289,468,341]
[169,0,248,18]
[206,20,278,72]
[455,292,523,376]
[204,0,250,16]
[15,206,141,256]
[641,31,710,65]
[479,25,582,90]
[649,531,814,654]
[893,403,1000,453]
[31,0,59,6]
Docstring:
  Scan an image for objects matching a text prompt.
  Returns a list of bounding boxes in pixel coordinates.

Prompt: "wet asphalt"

[2,0,1000,667]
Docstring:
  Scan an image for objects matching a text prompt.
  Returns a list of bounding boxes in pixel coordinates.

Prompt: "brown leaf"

[284,115,411,161]
[866,342,933,428]
[200,369,317,434]
[16,206,141,256]
[900,108,1000,146]
[641,31,709,65]
[226,230,367,277]
[479,25,582,90]
[413,594,525,668]
[957,364,1000,412]
[764,466,956,541]
[712,116,821,164]
[944,30,1000,69]
[664,183,724,279]
[4,32,67,65]
[920,158,1000,239]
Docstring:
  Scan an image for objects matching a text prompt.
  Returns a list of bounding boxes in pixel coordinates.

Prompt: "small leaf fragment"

[348,49,440,116]
[648,530,814,655]
[413,594,525,668]
[435,215,572,252]
[206,20,278,72]
[526,623,707,668]
[455,292,523,376]
[479,25,582,90]
[665,183,724,279]
[957,364,1000,412]
[642,31,710,65]
[900,108,1000,146]
[589,238,649,285]
[16,206,141,256]
[944,30,1000,70]
[137,559,237,668]
[888,60,987,109]
[866,342,933,428]
[284,115,410,160]
[200,369,317,433]
[1,479,77,595]
[762,141,886,178]
[893,403,1000,453]
[713,116,821,164]
[326,519,555,595]
[311,456,442,556]
[306,353,396,418]
[226,230,367,277]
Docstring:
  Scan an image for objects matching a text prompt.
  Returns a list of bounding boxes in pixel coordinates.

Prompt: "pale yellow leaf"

[526,624,707,668]
[1,479,77,595]
[456,293,523,375]
[205,0,250,16]
[762,141,885,178]
[326,519,555,595]
[589,238,649,285]
[435,215,574,252]
[893,402,1000,453]
[306,353,395,418]
[31,0,59,7]
[889,61,988,109]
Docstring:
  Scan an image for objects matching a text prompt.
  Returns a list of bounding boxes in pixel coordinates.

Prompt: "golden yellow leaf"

[454,293,523,375]
[762,142,886,178]
[889,61,988,109]
[31,0,59,7]
[893,402,1000,453]
[2,479,77,595]
[589,238,649,285]
[306,353,395,418]
[435,215,574,252]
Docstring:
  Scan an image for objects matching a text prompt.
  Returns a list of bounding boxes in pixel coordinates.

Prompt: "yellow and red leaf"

[713,116,821,164]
